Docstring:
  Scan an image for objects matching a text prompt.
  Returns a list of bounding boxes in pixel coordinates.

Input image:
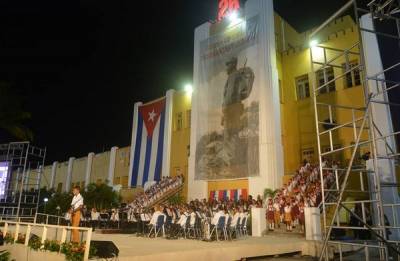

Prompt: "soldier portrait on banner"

[195,15,260,180]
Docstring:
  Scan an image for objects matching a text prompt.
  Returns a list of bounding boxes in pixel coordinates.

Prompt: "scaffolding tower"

[0,142,46,220]
[310,0,400,260]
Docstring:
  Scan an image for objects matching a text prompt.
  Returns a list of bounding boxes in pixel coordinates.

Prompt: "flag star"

[148,110,157,122]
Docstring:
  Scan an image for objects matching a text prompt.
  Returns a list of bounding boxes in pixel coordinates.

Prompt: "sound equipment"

[91,240,119,258]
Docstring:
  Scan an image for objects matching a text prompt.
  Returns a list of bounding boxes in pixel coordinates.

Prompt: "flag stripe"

[147,120,160,184]
[137,127,148,187]
[142,137,153,186]
[154,109,166,181]
[131,113,144,187]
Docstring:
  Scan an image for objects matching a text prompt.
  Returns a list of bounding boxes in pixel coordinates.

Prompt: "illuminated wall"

[36,15,368,201]
[276,15,368,176]
[169,90,192,200]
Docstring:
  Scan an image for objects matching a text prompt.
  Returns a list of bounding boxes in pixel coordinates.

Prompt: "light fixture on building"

[228,11,239,23]
[227,10,242,27]
[309,39,319,47]
[43,197,48,203]
[184,84,193,96]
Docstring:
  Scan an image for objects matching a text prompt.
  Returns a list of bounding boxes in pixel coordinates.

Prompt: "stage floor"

[92,233,319,261]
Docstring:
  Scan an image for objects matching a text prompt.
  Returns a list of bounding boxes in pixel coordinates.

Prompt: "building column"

[248,0,284,196]
[162,90,174,178]
[188,22,210,200]
[107,147,118,186]
[128,102,143,188]
[36,166,42,190]
[65,157,75,192]
[85,153,94,189]
[361,13,400,239]
[14,168,21,192]
[50,161,58,189]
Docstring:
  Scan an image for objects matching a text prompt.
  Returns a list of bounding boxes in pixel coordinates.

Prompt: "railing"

[34,213,67,225]
[1,221,93,261]
[0,206,37,217]
[145,183,184,210]
[0,216,35,223]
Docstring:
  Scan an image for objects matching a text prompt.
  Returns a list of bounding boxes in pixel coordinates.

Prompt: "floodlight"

[184,84,193,95]
[310,39,319,47]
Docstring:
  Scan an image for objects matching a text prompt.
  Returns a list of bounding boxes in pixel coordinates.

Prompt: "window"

[57,183,63,193]
[301,148,315,163]
[316,67,336,94]
[186,110,191,129]
[342,61,361,88]
[295,74,310,100]
[175,112,183,131]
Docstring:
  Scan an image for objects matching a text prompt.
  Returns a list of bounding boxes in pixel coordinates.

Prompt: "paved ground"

[91,232,310,261]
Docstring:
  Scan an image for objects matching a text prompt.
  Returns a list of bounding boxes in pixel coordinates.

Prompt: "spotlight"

[184,84,193,95]
[43,197,48,203]
[310,39,319,47]
[228,11,239,23]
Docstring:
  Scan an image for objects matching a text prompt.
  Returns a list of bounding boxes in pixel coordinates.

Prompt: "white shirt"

[71,193,84,211]
[189,212,196,226]
[91,211,100,221]
[211,210,224,225]
[231,212,240,227]
[150,211,162,225]
[178,213,188,227]
[111,212,119,222]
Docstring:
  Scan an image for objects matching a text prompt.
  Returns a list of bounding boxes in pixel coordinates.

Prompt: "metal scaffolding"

[310,0,400,260]
[0,142,46,220]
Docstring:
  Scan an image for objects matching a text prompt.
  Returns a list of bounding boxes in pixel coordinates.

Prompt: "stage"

[92,233,320,261]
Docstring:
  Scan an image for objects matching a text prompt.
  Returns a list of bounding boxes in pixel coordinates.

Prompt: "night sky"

[0,0,397,163]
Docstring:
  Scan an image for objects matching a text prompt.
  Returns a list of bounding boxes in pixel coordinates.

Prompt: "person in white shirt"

[90,208,100,231]
[70,186,84,242]
[211,206,225,226]
[230,208,240,229]
[150,206,163,226]
[64,212,71,226]
[110,208,120,228]
[189,208,197,227]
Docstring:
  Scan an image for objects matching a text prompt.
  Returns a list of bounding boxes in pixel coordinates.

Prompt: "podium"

[251,207,266,237]
[305,207,322,241]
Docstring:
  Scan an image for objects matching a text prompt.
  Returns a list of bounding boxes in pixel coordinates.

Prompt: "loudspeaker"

[91,240,119,258]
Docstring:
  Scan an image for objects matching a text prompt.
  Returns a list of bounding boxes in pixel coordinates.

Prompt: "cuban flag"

[129,98,168,187]
[210,189,248,201]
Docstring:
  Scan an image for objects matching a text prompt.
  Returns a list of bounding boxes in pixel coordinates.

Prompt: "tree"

[263,188,278,200]
[0,81,33,140]
[45,191,73,215]
[82,183,121,210]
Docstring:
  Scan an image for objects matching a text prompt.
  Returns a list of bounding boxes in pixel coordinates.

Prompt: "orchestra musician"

[70,186,84,242]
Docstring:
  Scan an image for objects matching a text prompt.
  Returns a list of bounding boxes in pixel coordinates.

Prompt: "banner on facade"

[194,15,261,180]
[130,98,166,187]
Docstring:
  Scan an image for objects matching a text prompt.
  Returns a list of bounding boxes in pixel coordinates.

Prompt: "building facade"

[34,9,368,202]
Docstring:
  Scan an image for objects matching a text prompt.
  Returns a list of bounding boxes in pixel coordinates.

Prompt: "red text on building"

[218,0,240,21]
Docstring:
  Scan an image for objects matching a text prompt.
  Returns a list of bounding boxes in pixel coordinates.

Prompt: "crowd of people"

[128,175,183,210]
[61,159,339,239]
[265,159,339,232]
[63,176,184,230]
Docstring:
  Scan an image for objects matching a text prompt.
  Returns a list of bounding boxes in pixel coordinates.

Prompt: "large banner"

[130,98,167,187]
[195,16,261,180]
